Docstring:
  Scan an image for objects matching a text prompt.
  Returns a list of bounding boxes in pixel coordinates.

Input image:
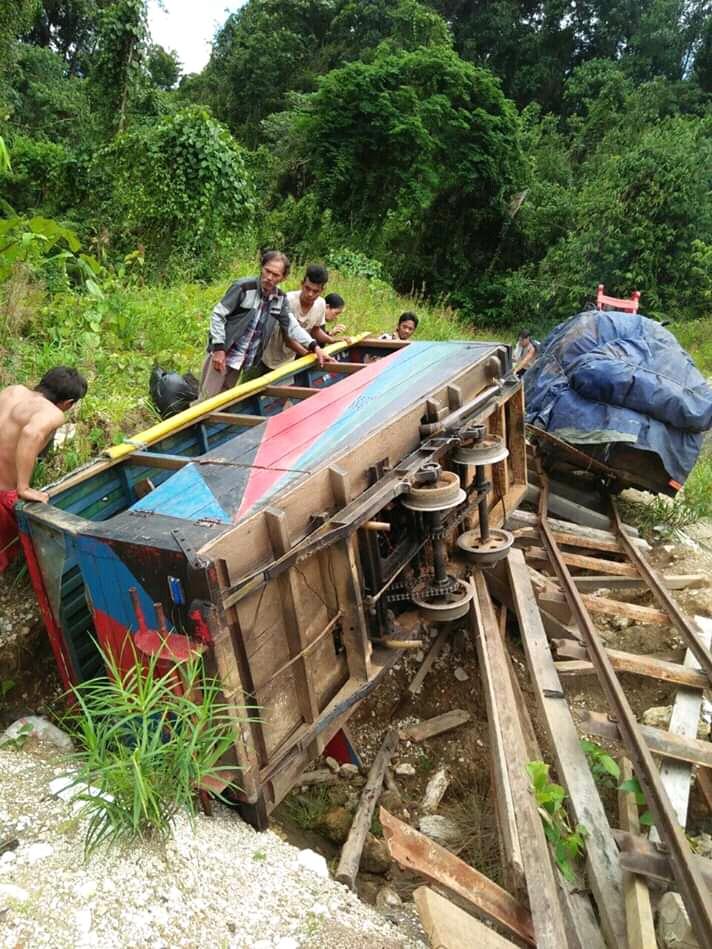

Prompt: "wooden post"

[618,757,657,949]
[505,548,627,949]
[335,727,399,889]
[471,571,568,949]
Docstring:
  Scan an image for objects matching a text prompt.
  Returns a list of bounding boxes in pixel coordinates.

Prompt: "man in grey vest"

[199,250,327,400]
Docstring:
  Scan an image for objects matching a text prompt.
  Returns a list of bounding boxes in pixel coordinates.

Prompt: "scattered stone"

[690,832,712,860]
[418,815,460,846]
[453,666,469,682]
[360,835,391,875]
[324,756,340,773]
[657,892,699,948]
[275,938,299,949]
[642,706,672,730]
[321,807,353,845]
[376,885,402,912]
[612,616,631,630]
[75,907,92,935]
[340,763,360,777]
[26,842,53,863]
[1,716,73,752]
[0,883,30,904]
[358,879,381,905]
[421,767,450,814]
[75,880,98,899]
[394,763,415,777]
[296,849,329,879]
[414,650,424,663]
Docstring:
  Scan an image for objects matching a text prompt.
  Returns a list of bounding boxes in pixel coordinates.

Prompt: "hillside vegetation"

[0,0,710,487]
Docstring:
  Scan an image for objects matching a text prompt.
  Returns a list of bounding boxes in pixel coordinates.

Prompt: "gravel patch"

[0,743,424,948]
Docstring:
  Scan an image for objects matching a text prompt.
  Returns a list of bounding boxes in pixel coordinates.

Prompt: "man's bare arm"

[15,415,59,502]
[311,326,336,346]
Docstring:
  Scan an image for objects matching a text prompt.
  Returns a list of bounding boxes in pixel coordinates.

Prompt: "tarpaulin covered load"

[524,310,712,486]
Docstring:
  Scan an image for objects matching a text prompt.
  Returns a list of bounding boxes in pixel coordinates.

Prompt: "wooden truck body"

[18,337,526,825]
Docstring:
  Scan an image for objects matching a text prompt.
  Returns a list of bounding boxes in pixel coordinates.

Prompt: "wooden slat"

[652,615,712,838]
[618,758,657,949]
[573,573,706,592]
[321,361,365,375]
[579,711,712,769]
[399,709,471,743]
[264,507,320,726]
[526,546,638,577]
[514,526,623,553]
[207,411,264,427]
[506,549,627,949]
[262,385,318,399]
[414,886,517,948]
[472,571,568,949]
[613,830,712,890]
[539,590,669,626]
[554,642,709,690]
[472,592,525,898]
[507,508,646,545]
[380,809,535,945]
[125,451,190,470]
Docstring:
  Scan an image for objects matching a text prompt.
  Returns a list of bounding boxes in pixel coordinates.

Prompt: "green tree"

[89,0,148,135]
[147,44,180,90]
[0,0,40,108]
[269,45,525,295]
[88,107,256,276]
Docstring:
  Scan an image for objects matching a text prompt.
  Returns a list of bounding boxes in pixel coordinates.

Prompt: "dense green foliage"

[0,0,710,337]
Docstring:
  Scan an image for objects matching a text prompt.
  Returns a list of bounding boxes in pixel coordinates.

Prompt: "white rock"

[376,885,402,910]
[394,763,416,777]
[340,763,360,777]
[0,883,30,903]
[253,941,272,949]
[422,767,450,813]
[657,892,699,948]
[418,815,460,846]
[76,880,98,899]
[296,848,329,879]
[276,939,299,949]
[75,907,92,935]
[642,705,672,730]
[1,716,73,751]
[26,842,54,863]
[453,667,469,682]
[324,756,340,773]
[0,850,16,865]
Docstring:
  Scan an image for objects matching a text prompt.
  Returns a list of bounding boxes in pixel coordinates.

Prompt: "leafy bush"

[88,107,256,278]
[2,133,75,214]
[527,760,588,881]
[63,644,244,855]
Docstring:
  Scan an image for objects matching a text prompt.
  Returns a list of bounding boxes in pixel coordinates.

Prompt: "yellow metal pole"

[104,334,371,461]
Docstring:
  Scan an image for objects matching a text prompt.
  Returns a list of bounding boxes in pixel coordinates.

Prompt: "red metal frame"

[596,284,641,314]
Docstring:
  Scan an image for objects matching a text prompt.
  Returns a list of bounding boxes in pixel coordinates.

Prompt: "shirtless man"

[0,366,87,570]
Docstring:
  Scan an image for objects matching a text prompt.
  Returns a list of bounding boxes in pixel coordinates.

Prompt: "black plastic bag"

[149,366,199,419]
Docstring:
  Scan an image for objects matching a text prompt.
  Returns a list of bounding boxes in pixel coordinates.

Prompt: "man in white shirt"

[261,265,339,371]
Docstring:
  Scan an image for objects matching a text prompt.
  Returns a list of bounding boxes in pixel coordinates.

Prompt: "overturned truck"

[17,337,526,826]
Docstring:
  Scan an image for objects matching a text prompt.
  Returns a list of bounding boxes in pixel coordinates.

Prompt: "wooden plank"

[320,361,366,375]
[652,615,712,838]
[514,526,624,553]
[526,484,618,531]
[207,411,264,427]
[380,809,535,945]
[414,886,517,949]
[618,758,657,949]
[262,385,318,400]
[579,711,712,769]
[554,642,709,690]
[695,766,712,814]
[472,592,525,899]
[399,709,471,743]
[264,507,320,726]
[506,549,627,949]
[336,727,399,889]
[540,590,669,626]
[525,546,638,577]
[572,573,706,592]
[472,571,568,949]
[613,830,712,890]
[125,451,190,470]
[507,508,644,544]
[408,626,449,696]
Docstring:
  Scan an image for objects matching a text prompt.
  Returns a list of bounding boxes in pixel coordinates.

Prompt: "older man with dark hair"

[199,250,327,400]
[0,366,87,569]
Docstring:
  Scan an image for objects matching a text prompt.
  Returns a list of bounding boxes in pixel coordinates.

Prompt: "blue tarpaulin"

[524,311,712,485]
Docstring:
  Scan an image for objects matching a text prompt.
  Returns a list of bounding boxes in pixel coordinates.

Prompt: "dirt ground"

[1,517,711,944]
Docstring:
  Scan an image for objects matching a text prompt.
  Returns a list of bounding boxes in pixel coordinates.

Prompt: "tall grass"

[62,644,246,856]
